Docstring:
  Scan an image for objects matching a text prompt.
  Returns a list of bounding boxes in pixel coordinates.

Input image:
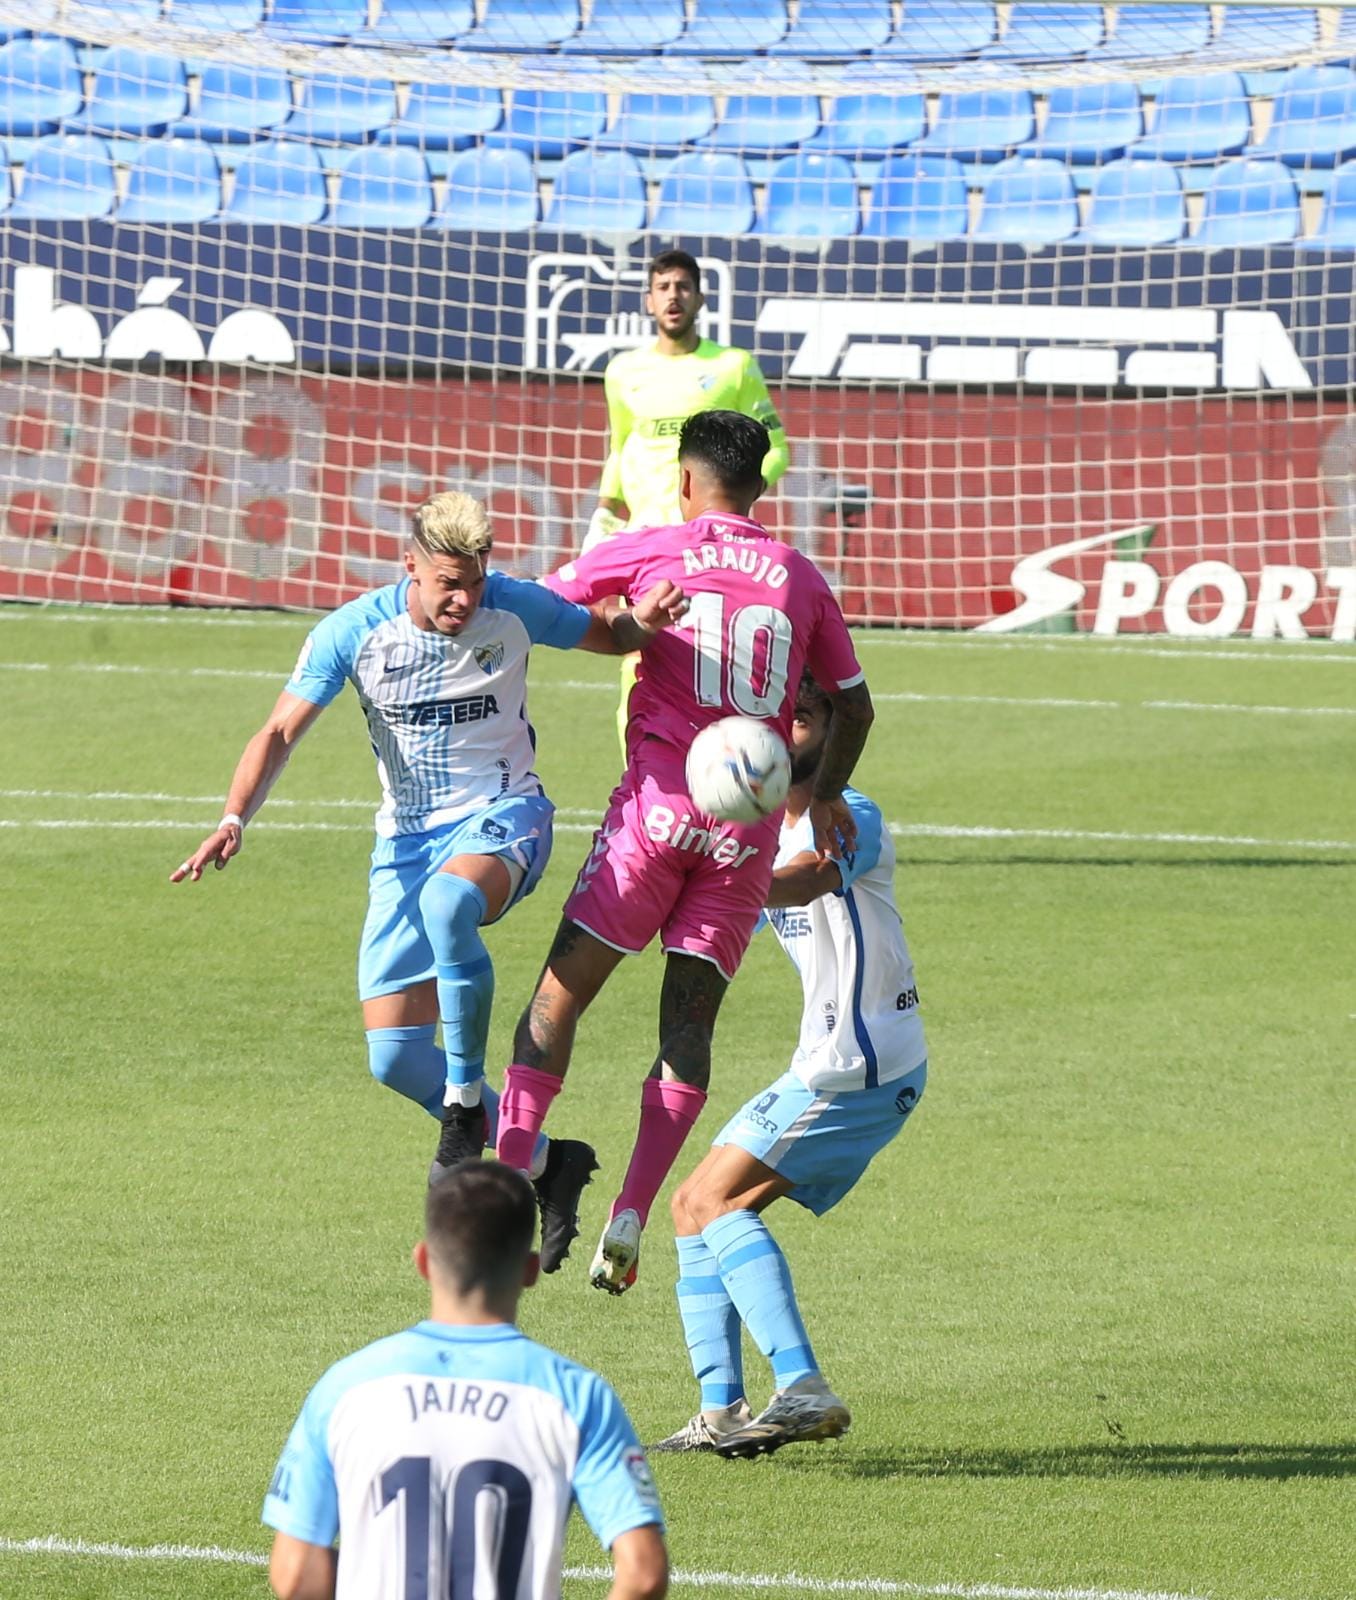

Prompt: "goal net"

[1,0,1354,640]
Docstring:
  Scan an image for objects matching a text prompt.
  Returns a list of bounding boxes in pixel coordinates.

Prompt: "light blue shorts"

[357,792,555,1001]
[714,1061,927,1216]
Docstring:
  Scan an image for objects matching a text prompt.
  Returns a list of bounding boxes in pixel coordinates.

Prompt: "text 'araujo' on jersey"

[262,1321,663,1600]
[545,512,863,754]
[766,790,927,1093]
[285,574,593,838]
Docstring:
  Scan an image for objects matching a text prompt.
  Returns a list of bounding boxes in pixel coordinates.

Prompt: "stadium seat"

[1068,157,1186,246]
[1089,3,1211,65]
[912,79,1034,164]
[769,0,891,59]
[432,146,538,230]
[981,3,1103,63]
[697,63,821,157]
[0,163,12,213]
[1198,7,1318,94]
[74,0,161,26]
[378,83,502,150]
[0,0,57,38]
[594,64,716,152]
[359,0,472,46]
[756,152,859,237]
[541,147,647,232]
[169,0,265,31]
[284,75,398,143]
[650,151,754,234]
[859,152,968,240]
[1299,158,1356,248]
[1022,81,1142,167]
[333,145,433,227]
[63,47,187,137]
[0,38,83,137]
[971,155,1078,244]
[220,138,328,222]
[118,137,222,221]
[803,62,925,158]
[875,1,996,61]
[169,64,291,142]
[561,0,684,55]
[483,73,607,159]
[1250,66,1356,174]
[1191,157,1301,247]
[666,0,787,57]
[1337,6,1356,58]
[457,0,581,53]
[10,134,116,220]
[267,0,368,43]
[1127,73,1250,163]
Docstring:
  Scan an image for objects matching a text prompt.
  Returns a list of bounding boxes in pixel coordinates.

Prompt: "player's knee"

[418,870,488,945]
[673,1171,718,1231]
[366,1025,436,1089]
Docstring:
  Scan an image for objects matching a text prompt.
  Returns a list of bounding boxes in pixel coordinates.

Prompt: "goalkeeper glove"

[582,504,624,554]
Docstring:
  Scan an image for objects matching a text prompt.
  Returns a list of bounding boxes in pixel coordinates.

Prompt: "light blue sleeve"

[833,792,885,895]
[569,1373,664,1550]
[261,1379,339,1547]
[487,571,593,651]
[283,607,361,709]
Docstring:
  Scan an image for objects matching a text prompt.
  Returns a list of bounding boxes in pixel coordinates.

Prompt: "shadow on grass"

[918,856,1356,871]
[775,1441,1356,1481]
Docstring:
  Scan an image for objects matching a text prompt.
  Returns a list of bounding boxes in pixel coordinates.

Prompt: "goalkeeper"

[586,247,791,748]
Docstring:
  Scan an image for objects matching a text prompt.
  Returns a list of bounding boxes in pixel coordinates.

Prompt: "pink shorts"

[564,741,780,983]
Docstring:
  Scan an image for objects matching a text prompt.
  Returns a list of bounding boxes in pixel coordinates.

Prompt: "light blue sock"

[675,1233,745,1410]
[703,1209,818,1390]
[366,1025,444,1117]
[419,873,494,1104]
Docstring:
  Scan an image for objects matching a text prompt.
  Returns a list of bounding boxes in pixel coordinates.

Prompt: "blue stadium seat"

[971,154,1078,244]
[0,164,12,213]
[117,137,222,221]
[561,0,684,55]
[170,65,292,142]
[458,0,580,52]
[912,79,1034,164]
[594,64,715,151]
[378,83,502,150]
[1251,66,1356,174]
[803,62,925,157]
[1070,158,1185,246]
[0,0,57,38]
[64,47,187,137]
[756,152,859,237]
[267,0,368,43]
[75,0,162,26]
[698,64,821,156]
[1338,6,1356,58]
[1128,73,1250,162]
[875,1,996,61]
[1300,158,1356,248]
[666,0,787,57]
[541,147,647,231]
[359,0,472,46]
[981,3,1103,63]
[1191,157,1301,247]
[769,0,890,59]
[1089,4,1211,64]
[169,0,265,31]
[0,38,83,137]
[285,75,398,142]
[221,138,328,222]
[432,146,538,230]
[483,73,607,159]
[1199,7,1318,94]
[859,153,968,240]
[1023,81,1142,167]
[650,151,754,234]
[333,145,433,227]
[11,134,116,220]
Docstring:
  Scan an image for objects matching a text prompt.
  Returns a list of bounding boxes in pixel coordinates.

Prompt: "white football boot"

[651,1400,754,1454]
[714,1373,851,1459]
[588,1207,642,1295]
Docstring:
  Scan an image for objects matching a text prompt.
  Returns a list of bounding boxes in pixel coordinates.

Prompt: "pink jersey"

[546,512,864,752]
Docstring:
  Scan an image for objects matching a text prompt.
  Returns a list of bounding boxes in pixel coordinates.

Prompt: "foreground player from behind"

[485,411,874,1295]
[654,674,927,1458]
[264,1162,668,1600]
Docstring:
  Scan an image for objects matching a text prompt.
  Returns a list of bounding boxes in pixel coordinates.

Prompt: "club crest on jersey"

[474,642,505,676]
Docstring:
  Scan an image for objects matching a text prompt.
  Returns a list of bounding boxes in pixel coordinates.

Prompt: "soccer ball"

[685,716,792,824]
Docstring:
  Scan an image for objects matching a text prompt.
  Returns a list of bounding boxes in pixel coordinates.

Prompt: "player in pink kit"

[492,410,875,1294]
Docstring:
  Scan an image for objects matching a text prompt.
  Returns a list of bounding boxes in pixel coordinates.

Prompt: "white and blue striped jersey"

[285,575,593,839]
[263,1321,663,1600]
[764,789,926,1093]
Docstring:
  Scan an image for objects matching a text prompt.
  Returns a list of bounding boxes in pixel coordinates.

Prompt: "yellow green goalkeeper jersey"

[598,339,791,529]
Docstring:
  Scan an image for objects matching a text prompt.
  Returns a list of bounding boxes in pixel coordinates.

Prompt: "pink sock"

[496,1065,562,1173]
[613,1078,708,1227]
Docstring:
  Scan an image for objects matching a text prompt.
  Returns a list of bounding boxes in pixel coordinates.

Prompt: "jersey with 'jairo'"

[765,789,927,1092]
[263,1321,663,1600]
[285,575,592,839]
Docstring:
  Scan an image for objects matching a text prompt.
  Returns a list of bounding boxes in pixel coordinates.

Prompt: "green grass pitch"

[1,604,1352,1600]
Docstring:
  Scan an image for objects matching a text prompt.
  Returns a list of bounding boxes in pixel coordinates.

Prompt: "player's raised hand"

[631,578,689,633]
[170,818,244,883]
[809,796,857,862]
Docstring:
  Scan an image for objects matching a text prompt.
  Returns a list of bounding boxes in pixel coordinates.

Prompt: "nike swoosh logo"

[976,524,1157,634]
[383,663,406,673]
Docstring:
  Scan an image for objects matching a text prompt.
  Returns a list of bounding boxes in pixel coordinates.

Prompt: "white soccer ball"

[685,716,792,824]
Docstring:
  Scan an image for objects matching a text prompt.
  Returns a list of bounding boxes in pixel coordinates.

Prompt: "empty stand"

[971,155,1078,243]
[912,79,1034,165]
[1070,158,1186,246]
[65,47,188,137]
[769,0,891,59]
[433,145,538,228]
[859,153,968,239]
[483,71,607,159]
[284,74,398,142]
[1089,4,1211,64]
[221,138,328,222]
[170,64,291,143]
[561,0,685,55]
[1301,159,1356,247]
[1024,81,1142,168]
[457,0,580,53]
[803,62,926,158]
[358,0,473,47]
[650,150,755,234]
[756,151,859,237]
[541,146,647,230]
[378,83,503,150]
[875,2,996,62]
[333,145,434,227]
[169,0,265,31]
[697,63,821,156]
[1251,65,1356,174]
[266,0,368,44]
[0,38,84,138]
[981,4,1103,64]
[118,137,222,221]
[1128,72,1251,163]
[666,0,787,58]
[11,134,117,220]
[594,65,716,152]
[1191,157,1301,246]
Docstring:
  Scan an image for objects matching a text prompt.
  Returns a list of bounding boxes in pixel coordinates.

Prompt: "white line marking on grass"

[0,604,315,627]
[0,1535,1216,1600]
[1144,699,1356,718]
[854,633,1355,665]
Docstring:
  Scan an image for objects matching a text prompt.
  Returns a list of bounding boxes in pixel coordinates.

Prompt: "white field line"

[0,1534,1215,1600]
